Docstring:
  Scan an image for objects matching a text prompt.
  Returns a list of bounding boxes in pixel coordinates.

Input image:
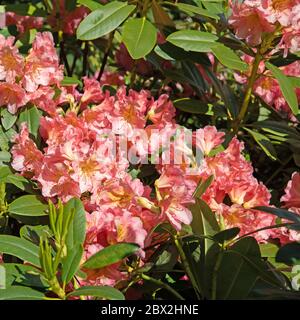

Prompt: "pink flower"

[193,126,225,156]
[80,77,105,109]
[281,172,300,208]
[5,12,44,34]
[147,94,176,125]
[11,125,43,175]
[0,35,24,82]
[22,32,63,92]
[0,82,27,114]
[229,1,276,46]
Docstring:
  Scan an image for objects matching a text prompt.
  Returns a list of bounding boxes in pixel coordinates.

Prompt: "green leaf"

[122,17,157,59]
[190,198,220,254]
[0,151,11,162]
[260,243,279,258]
[205,237,282,299]
[18,105,42,139]
[77,2,136,41]
[20,225,52,245]
[9,195,47,217]
[1,108,17,130]
[67,286,125,300]
[3,263,47,288]
[166,30,218,53]
[193,175,214,198]
[266,62,299,115]
[0,126,9,151]
[211,44,248,71]
[0,286,44,300]
[213,227,240,244]
[61,76,82,86]
[61,244,84,284]
[244,127,277,160]
[175,3,219,19]
[77,0,103,11]
[83,243,139,269]
[173,98,211,115]
[276,242,300,265]
[0,235,40,267]
[65,198,86,249]
[0,165,28,190]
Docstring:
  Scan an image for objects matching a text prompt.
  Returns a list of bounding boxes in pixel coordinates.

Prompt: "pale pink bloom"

[229,1,276,46]
[0,35,24,82]
[23,32,63,92]
[11,125,43,175]
[193,126,225,156]
[0,82,27,113]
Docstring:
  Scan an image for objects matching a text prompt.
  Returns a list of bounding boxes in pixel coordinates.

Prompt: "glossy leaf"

[77,2,135,40]
[166,30,218,52]
[61,244,84,284]
[65,198,86,249]
[0,235,40,267]
[266,62,299,115]
[83,243,139,269]
[211,44,248,71]
[17,105,42,139]
[77,0,103,11]
[68,285,125,300]
[9,195,47,217]
[122,18,157,59]
[276,242,300,265]
[0,286,44,300]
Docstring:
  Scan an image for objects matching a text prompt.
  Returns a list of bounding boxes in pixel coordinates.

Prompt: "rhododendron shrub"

[0,0,300,301]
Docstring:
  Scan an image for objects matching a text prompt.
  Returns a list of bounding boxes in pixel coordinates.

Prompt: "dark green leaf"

[0,235,40,267]
[276,242,300,265]
[213,227,240,244]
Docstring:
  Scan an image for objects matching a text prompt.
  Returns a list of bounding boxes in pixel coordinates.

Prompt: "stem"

[141,274,185,300]
[60,41,71,76]
[232,52,262,134]
[82,41,89,77]
[265,154,293,186]
[174,234,201,299]
[211,248,223,300]
[97,31,115,82]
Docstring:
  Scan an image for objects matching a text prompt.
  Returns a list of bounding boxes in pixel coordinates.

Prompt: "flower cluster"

[229,0,300,55]
[11,84,293,284]
[0,31,63,114]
